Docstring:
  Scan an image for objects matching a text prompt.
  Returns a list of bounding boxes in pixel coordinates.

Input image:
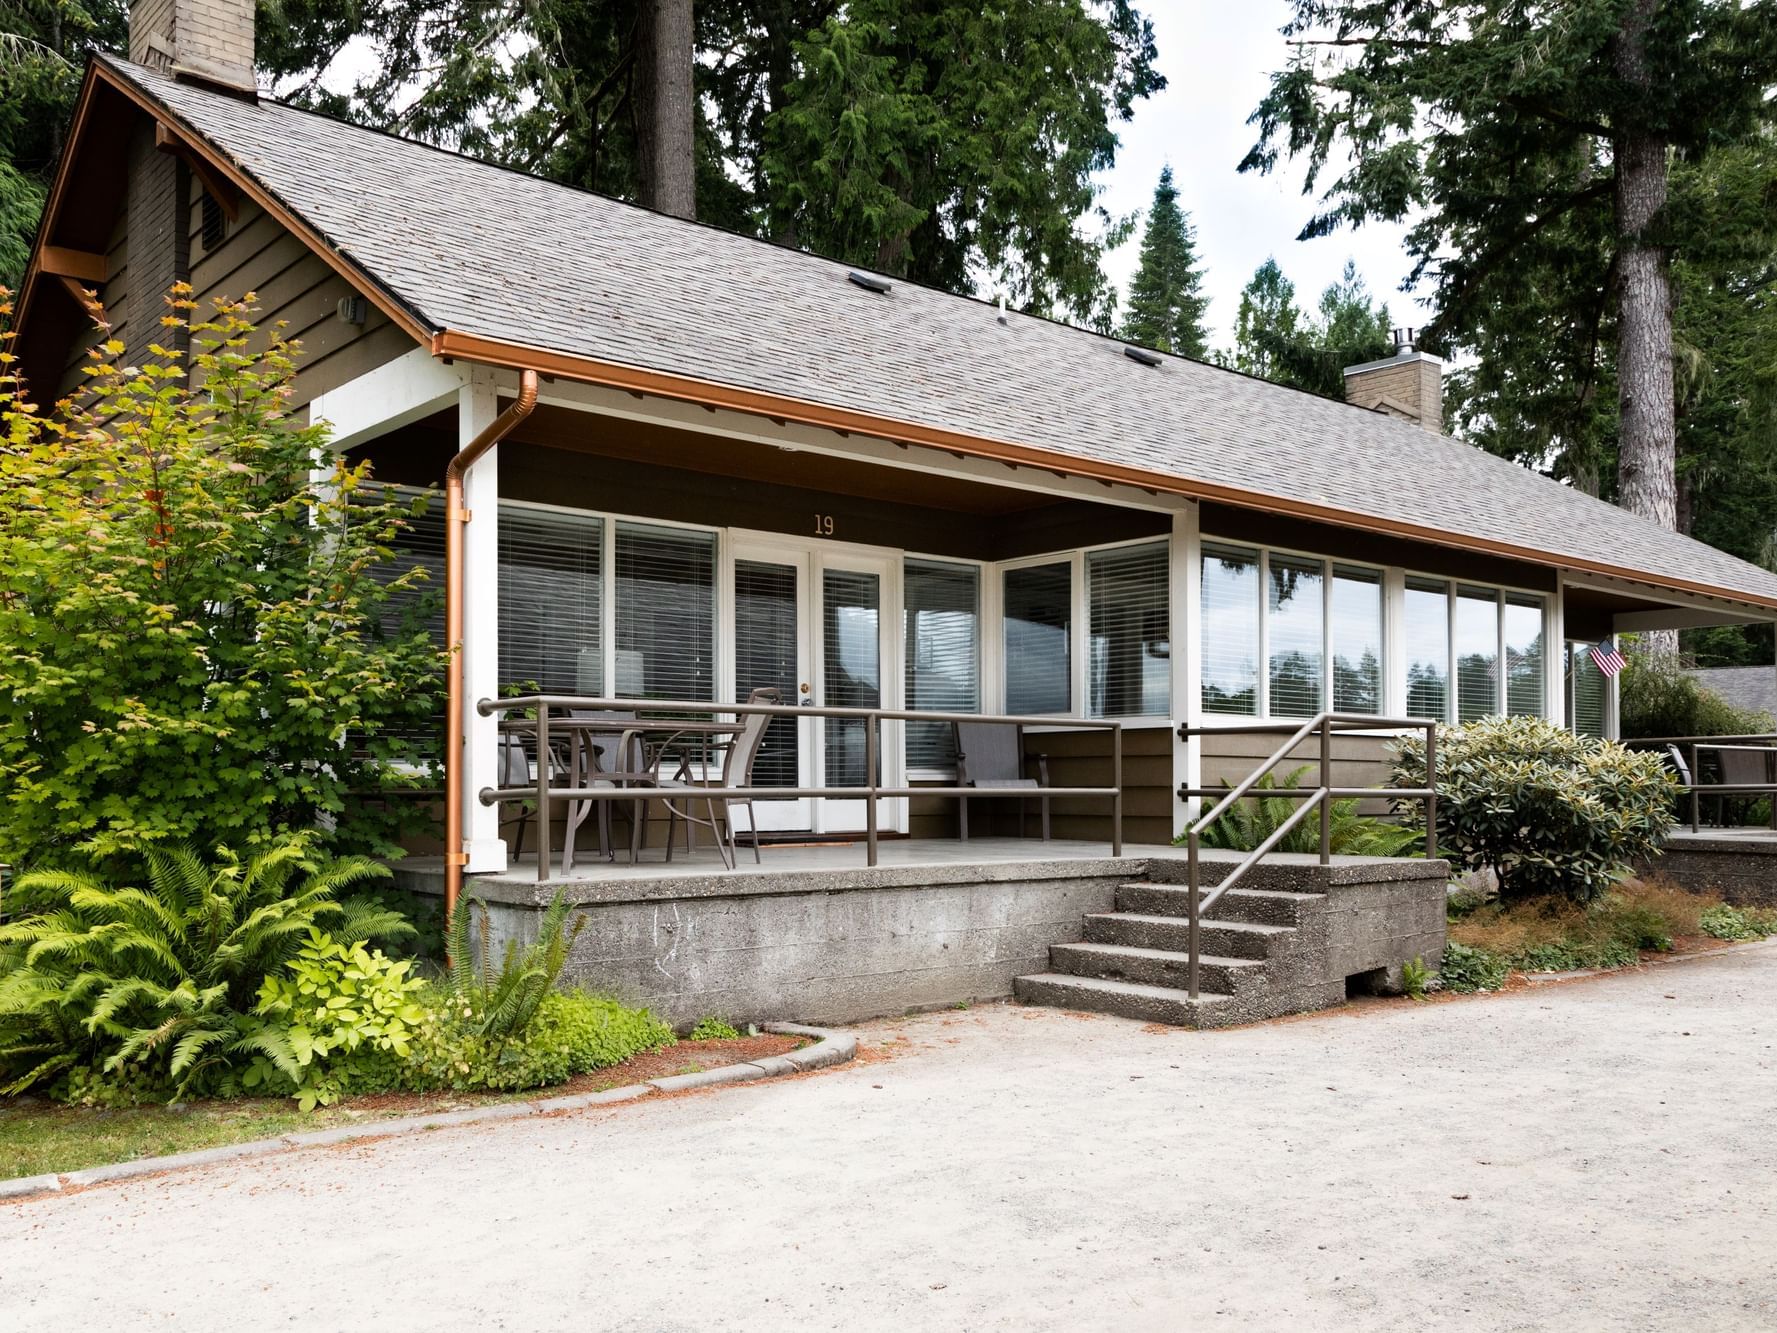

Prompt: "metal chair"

[653,688,782,868]
[497,730,571,863]
[562,708,645,871]
[1718,745,1776,828]
[954,720,1050,841]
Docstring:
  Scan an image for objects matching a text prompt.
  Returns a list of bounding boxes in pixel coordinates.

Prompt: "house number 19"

[814,513,835,536]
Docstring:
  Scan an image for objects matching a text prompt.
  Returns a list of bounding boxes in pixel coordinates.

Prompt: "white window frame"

[1196,535,1556,729]
[1198,536,1390,725]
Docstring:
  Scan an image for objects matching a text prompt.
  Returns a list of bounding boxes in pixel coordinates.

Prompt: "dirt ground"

[3,941,1774,1331]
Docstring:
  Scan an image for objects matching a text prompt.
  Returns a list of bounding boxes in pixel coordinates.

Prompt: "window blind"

[1330,566,1383,714]
[1004,562,1072,714]
[904,559,979,770]
[1455,586,1500,722]
[1569,641,1607,737]
[1504,595,1545,717]
[1268,554,1324,718]
[1404,578,1450,722]
[734,558,800,787]
[367,488,447,650]
[1088,542,1169,718]
[1201,543,1260,715]
[498,506,604,695]
[824,568,881,788]
[615,522,715,702]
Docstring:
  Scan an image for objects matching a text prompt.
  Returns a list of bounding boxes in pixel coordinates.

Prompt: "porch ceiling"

[376,403,1069,516]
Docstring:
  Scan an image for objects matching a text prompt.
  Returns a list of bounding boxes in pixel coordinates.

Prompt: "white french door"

[729,534,903,836]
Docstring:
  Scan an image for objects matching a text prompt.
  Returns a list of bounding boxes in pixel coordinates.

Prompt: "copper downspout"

[443,370,539,922]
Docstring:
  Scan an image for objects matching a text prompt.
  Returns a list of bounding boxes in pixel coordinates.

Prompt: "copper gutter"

[442,371,539,921]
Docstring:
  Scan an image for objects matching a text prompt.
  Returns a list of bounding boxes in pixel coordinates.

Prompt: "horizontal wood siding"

[186,188,416,409]
[56,216,129,400]
[1199,729,1405,815]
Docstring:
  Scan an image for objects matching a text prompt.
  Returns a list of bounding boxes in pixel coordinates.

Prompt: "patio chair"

[561,708,645,871]
[1717,745,1776,828]
[497,730,571,863]
[954,720,1050,841]
[653,687,782,868]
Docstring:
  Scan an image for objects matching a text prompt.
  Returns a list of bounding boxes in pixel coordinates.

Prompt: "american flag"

[1590,638,1627,678]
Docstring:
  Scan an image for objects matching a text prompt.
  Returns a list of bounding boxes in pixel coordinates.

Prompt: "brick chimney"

[1343,328,1444,433]
[129,0,257,96]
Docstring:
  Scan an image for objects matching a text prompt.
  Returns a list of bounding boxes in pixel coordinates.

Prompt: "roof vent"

[847,271,892,294]
[1391,326,1417,355]
[1123,345,1163,368]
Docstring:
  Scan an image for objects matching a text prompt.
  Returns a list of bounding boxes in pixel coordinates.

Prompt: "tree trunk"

[1612,0,1677,656]
[634,0,696,219]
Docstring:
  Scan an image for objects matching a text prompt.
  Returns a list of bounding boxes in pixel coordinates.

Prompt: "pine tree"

[1232,258,1300,379]
[1119,165,1209,358]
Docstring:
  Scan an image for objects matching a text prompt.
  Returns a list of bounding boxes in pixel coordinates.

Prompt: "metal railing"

[478,695,1125,879]
[1175,712,1440,999]
[1625,734,1777,832]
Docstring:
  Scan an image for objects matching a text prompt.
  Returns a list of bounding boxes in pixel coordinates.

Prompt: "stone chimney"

[1343,328,1444,433]
[129,0,257,97]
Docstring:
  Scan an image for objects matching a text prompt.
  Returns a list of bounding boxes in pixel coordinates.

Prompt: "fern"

[1186,765,1423,858]
[444,889,588,1043]
[0,834,407,1100]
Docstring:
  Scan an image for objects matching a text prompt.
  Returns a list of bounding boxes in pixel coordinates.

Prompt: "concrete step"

[1082,912,1293,960]
[1013,973,1236,1027]
[1049,941,1264,995]
[1116,882,1323,926]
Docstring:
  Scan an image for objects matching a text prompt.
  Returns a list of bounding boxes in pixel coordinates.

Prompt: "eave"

[17,56,1777,619]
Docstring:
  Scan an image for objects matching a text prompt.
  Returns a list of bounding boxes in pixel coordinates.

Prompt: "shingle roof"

[101,55,1777,611]
[1689,667,1777,719]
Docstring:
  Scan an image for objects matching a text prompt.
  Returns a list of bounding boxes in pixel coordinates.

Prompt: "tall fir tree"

[1241,0,1777,561]
[257,0,1163,323]
[1232,257,1300,379]
[1119,165,1209,358]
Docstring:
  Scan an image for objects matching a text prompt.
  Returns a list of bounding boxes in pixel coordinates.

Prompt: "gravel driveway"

[4,942,1775,1331]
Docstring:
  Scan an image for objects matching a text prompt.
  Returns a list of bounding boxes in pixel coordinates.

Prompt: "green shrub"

[0,838,409,1101]
[0,293,446,867]
[1699,903,1777,941]
[690,1016,743,1041]
[1182,766,1422,857]
[1394,716,1678,905]
[246,930,429,1110]
[444,890,587,1041]
[1619,650,1773,740]
[1439,942,1510,993]
[404,990,674,1093]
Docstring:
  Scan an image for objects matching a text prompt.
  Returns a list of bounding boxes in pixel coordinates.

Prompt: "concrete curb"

[0,1023,857,1205]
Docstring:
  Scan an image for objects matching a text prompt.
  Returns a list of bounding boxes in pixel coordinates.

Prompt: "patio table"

[545,717,745,872]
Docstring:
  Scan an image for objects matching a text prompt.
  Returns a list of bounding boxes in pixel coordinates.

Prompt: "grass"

[1441,877,1777,992]
[0,1035,799,1181]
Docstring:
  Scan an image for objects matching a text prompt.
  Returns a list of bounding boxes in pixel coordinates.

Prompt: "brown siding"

[186,185,417,409]
[1199,728,1403,816]
[57,215,130,400]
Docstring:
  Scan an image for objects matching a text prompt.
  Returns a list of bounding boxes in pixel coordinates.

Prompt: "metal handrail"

[1625,735,1777,832]
[478,695,1124,878]
[1174,712,1441,999]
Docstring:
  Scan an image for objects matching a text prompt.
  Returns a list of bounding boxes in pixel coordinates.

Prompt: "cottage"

[15,3,1777,1023]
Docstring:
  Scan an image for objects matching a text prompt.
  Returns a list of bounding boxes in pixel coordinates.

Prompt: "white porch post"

[1548,574,1568,728]
[1171,505,1201,832]
[460,368,508,872]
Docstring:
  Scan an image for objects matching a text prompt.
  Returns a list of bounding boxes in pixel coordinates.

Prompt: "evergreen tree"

[0,1,128,288]
[1232,256,1391,398]
[1232,257,1300,379]
[1119,165,1208,358]
[259,0,1164,322]
[1242,0,1777,551]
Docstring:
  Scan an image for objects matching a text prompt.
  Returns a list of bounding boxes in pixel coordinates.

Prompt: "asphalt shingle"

[103,56,1777,611]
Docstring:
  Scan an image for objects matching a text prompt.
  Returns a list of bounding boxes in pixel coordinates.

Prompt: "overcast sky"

[1096,2,1422,351]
